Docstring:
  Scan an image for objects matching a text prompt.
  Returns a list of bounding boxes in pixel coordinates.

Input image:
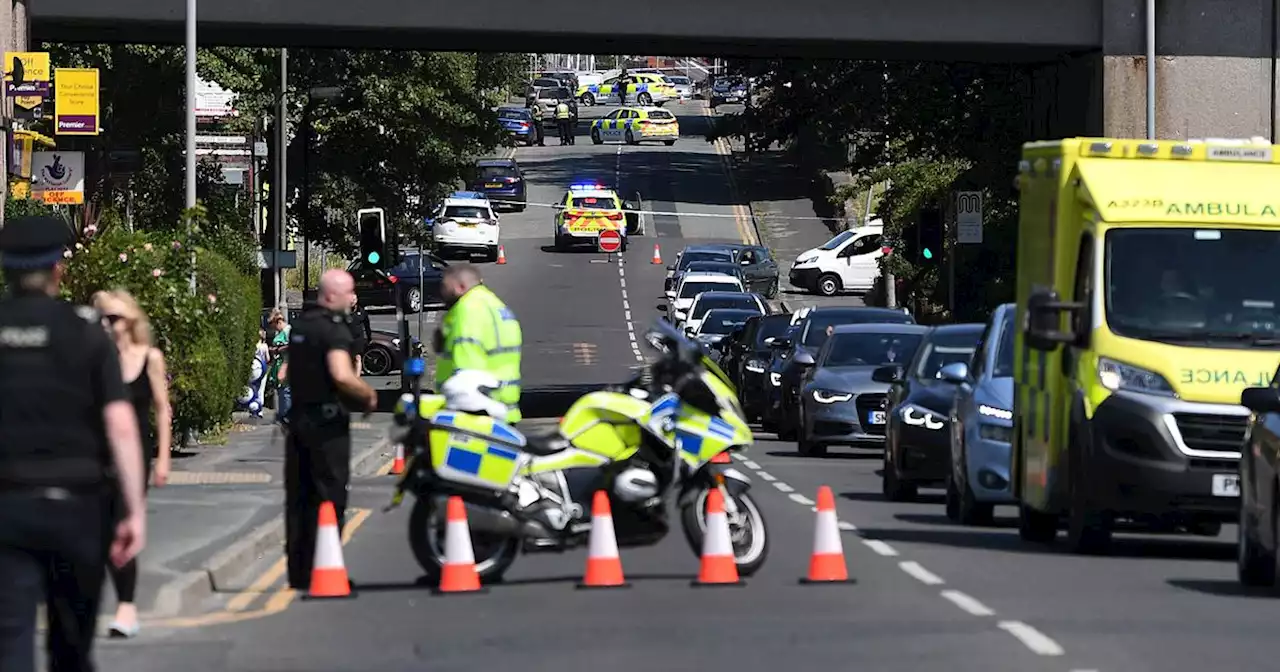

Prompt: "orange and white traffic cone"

[495,246,507,265]
[651,244,662,265]
[578,491,630,589]
[691,488,744,587]
[800,486,855,584]
[390,442,405,475]
[435,496,486,595]
[304,501,353,599]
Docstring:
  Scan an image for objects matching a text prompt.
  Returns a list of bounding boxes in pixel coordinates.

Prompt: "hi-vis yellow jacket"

[435,284,523,423]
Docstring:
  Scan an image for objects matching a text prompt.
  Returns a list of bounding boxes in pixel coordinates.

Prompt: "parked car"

[362,329,424,376]
[788,225,885,296]
[667,260,745,300]
[723,313,793,420]
[878,323,985,501]
[468,157,527,211]
[665,272,744,327]
[665,74,694,100]
[665,246,735,297]
[496,106,538,146]
[795,323,929,457]
[692,308,760,351]
[946,303,1017,525]
[683,291,766,337]
[348,250,448,314]
[1237,369,1280,586]
[531,86,579,124]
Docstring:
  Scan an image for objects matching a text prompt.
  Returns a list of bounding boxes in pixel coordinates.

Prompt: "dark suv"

[469,158,527,211]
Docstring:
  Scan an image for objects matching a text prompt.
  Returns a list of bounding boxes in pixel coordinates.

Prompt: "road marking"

[616,255,645,363]
[756,471,776,481]
[997,621,1065,656]
[787,493,814,506]
[837,520,857,532]
[863,539,899,557]
[741,459,760,469]
[940,590,995,617]
[772,481,794,493]
[899,561,945,586]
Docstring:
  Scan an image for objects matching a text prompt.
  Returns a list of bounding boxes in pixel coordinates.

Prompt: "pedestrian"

[283,269,376,591]
[267,308,292,426]
[527,95,545,146]
[616,67,629,105]
[555,98,572,146]
[92,289,173,639]
[0,215,146,671]
[433,263,523,423]
[348,294,370,375]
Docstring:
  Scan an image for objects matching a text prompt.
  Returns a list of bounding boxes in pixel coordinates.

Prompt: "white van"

[787,224,884,296]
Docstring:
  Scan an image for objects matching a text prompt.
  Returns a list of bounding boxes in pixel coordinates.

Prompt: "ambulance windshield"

[1104,228,1280,347]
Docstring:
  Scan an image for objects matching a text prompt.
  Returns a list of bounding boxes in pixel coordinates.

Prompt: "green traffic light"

[923,248,934,260]
[367,251,380,264]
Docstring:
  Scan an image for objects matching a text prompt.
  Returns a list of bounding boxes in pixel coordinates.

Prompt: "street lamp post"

[299,86,341,293]
[184,0,197,293]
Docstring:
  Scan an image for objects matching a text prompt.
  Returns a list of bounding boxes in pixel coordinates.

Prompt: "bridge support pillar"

[1100,0,1279,141]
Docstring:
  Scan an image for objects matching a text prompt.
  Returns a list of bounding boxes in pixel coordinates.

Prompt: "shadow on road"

[763,449,874,461]
[894,512,1018,529]
[498,572,695,586]
[1166,578,1280,599]
[837,491,945,505]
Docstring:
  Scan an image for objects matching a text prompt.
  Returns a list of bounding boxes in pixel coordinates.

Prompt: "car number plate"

[1212,473,1240,497]
[868,411,887,425]
[485,182,502,188]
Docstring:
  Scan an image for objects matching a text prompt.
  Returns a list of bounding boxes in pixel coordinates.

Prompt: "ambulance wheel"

[625,130,637,145]
[581,93,595,106]
[664,139,676,146]
[591,129,603,145]
[816,273,841,296]
[637,92,653,105]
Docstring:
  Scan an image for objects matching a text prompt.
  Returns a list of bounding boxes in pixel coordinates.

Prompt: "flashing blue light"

[569,183,606,191]
[367,251,381,264]
[405,357,426,377]
[451,191,486,199]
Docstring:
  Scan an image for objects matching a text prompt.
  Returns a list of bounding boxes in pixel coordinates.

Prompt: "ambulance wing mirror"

[1241,387,1280,414]
[1024,289,1084,352]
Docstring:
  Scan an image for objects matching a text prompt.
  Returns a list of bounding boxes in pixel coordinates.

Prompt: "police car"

[576,73,676,107]
[590,107,679,146]
[553,184,629,252]
[430,192,501,261]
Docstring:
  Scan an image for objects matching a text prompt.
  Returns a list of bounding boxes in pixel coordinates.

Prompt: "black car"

[878,323,985,501]
[348,251,447,314]
[692,308,760,351]
[1235,378,1280,586]
[362,329,424,376]
[664,247,735,295]
[723,313,793,420]
[468,158,527,211]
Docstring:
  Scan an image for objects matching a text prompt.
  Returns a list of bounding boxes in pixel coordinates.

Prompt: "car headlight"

[769,372,782,387]
[674,310,688,321]
[1097,357,1176,397]
[977,404,1013,421]
[901,405,945,430]
[796,255,817,265]
[745,359,767,373]
[392,338,401,347]
[979,424,1014,443]
[811,388,853,404]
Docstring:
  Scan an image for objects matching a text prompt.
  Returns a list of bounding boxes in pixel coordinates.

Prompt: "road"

[93,103,1274,672]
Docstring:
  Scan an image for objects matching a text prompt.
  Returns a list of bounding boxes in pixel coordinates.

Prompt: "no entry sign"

[598,229,622,253]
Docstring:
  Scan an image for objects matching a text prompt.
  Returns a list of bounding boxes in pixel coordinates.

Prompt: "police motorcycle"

[387,320,768,583]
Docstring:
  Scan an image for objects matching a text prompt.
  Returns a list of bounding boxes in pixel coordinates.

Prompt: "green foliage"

[59,207,259,440]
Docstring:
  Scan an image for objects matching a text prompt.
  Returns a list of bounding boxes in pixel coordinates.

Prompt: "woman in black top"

[93,290,172,638]
[349,294,370,374]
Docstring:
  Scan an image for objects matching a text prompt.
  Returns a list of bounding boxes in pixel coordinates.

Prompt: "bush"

[60,215,260,441]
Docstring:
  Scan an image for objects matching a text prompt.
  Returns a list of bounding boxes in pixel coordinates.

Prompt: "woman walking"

[93,289,172,638]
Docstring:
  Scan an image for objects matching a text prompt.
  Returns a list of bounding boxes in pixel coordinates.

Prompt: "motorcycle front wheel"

[679,488,769,576]
[408,496,520,584]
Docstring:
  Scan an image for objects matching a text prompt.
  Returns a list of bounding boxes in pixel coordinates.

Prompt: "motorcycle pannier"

[427,411,528,492]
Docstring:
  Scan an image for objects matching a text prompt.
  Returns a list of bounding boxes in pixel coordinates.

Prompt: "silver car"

[665,74,694,100]
[944,303,1017,525]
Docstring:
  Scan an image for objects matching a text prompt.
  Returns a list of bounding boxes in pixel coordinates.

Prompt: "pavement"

[83,101,1274,672]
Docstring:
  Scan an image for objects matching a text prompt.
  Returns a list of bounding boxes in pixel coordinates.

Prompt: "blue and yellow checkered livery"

[428,411,529,492]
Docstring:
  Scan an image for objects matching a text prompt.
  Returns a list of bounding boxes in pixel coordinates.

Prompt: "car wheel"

[944,474,961,521]
[881,448,917,502]
[591,129,603,145]
[958,479,995,526]
[362,345,394,376]
[638,92,652,105]
[401,287,423,314]
[1238,502,1277,586]
[817,273,841,297]
[664,139,676,146]
[625,130,637,145]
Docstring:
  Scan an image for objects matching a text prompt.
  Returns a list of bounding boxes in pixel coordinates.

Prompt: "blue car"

[497,107,537,146]
[469,158,527,212]
[944,303,1017,525]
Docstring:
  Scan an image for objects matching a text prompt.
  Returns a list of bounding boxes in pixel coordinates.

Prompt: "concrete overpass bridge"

[12,0,1280,141]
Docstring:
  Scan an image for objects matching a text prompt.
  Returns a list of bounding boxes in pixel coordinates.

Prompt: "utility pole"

[274,49,287,312]
[185,0,198,292]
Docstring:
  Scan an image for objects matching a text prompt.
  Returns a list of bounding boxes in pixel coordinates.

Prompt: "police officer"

[554,98,573,146]
[0,216,147,671]
[284,268,376,590]
[434,264,522,423]
[526,95,545,146]
[616,67,629,105]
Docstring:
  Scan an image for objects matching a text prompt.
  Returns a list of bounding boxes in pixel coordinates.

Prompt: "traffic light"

[357,207,388,269]
[918,207,944,263]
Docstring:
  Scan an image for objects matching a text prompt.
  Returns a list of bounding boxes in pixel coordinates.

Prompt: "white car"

[683,290,765,336]
[668,272,744,327]
[431,192,500,261]
[787,222,884,296]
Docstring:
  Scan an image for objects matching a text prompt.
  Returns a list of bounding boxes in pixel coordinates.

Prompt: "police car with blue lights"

[427,191,501,262]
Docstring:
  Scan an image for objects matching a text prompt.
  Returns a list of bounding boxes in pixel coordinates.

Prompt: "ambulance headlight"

[1097,357,1176,398]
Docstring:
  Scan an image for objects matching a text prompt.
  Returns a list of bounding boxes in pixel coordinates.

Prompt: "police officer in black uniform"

[0,216,147,671]
[284,268,376,590]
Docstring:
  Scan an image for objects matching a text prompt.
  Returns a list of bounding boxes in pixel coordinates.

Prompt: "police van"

[787,221,884,296]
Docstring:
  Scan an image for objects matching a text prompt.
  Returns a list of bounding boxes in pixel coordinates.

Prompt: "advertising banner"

[54,68,100,135]
[32,151,86,204]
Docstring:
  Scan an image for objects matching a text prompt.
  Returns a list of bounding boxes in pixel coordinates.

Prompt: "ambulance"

[552,184,636,251]
[1013,136,1280,554]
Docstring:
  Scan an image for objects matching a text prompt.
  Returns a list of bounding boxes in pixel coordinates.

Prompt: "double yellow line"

[703,101,758,246]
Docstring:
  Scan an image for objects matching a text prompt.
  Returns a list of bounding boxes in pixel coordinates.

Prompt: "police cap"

[0,215,76,269]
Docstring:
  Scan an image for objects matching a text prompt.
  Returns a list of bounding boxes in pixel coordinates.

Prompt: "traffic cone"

[434,496,486,595]
[651,244,662,265]
[800,486,855,584]
[496,246,507,265]
[577,491,630,589]
[304,501,353,599]
[390,442,405,475]
[691,488,744,587]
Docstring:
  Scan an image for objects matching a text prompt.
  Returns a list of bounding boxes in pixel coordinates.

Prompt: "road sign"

[598,229,622,253]
[956,191,983,244]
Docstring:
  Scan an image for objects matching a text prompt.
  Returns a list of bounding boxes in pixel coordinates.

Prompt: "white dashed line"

[615,256,645,364]
[997,621,1065,656]
[741,459,760,469]
[787,493,814,506]
[772,481,794,493]
[837,521,857,532]
[755,471,776,482]
[898,561,945,586]
[862,539,899,557]
[940,590,995,617]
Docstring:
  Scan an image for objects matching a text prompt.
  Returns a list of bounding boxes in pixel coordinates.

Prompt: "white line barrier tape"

[482,197,839,223]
